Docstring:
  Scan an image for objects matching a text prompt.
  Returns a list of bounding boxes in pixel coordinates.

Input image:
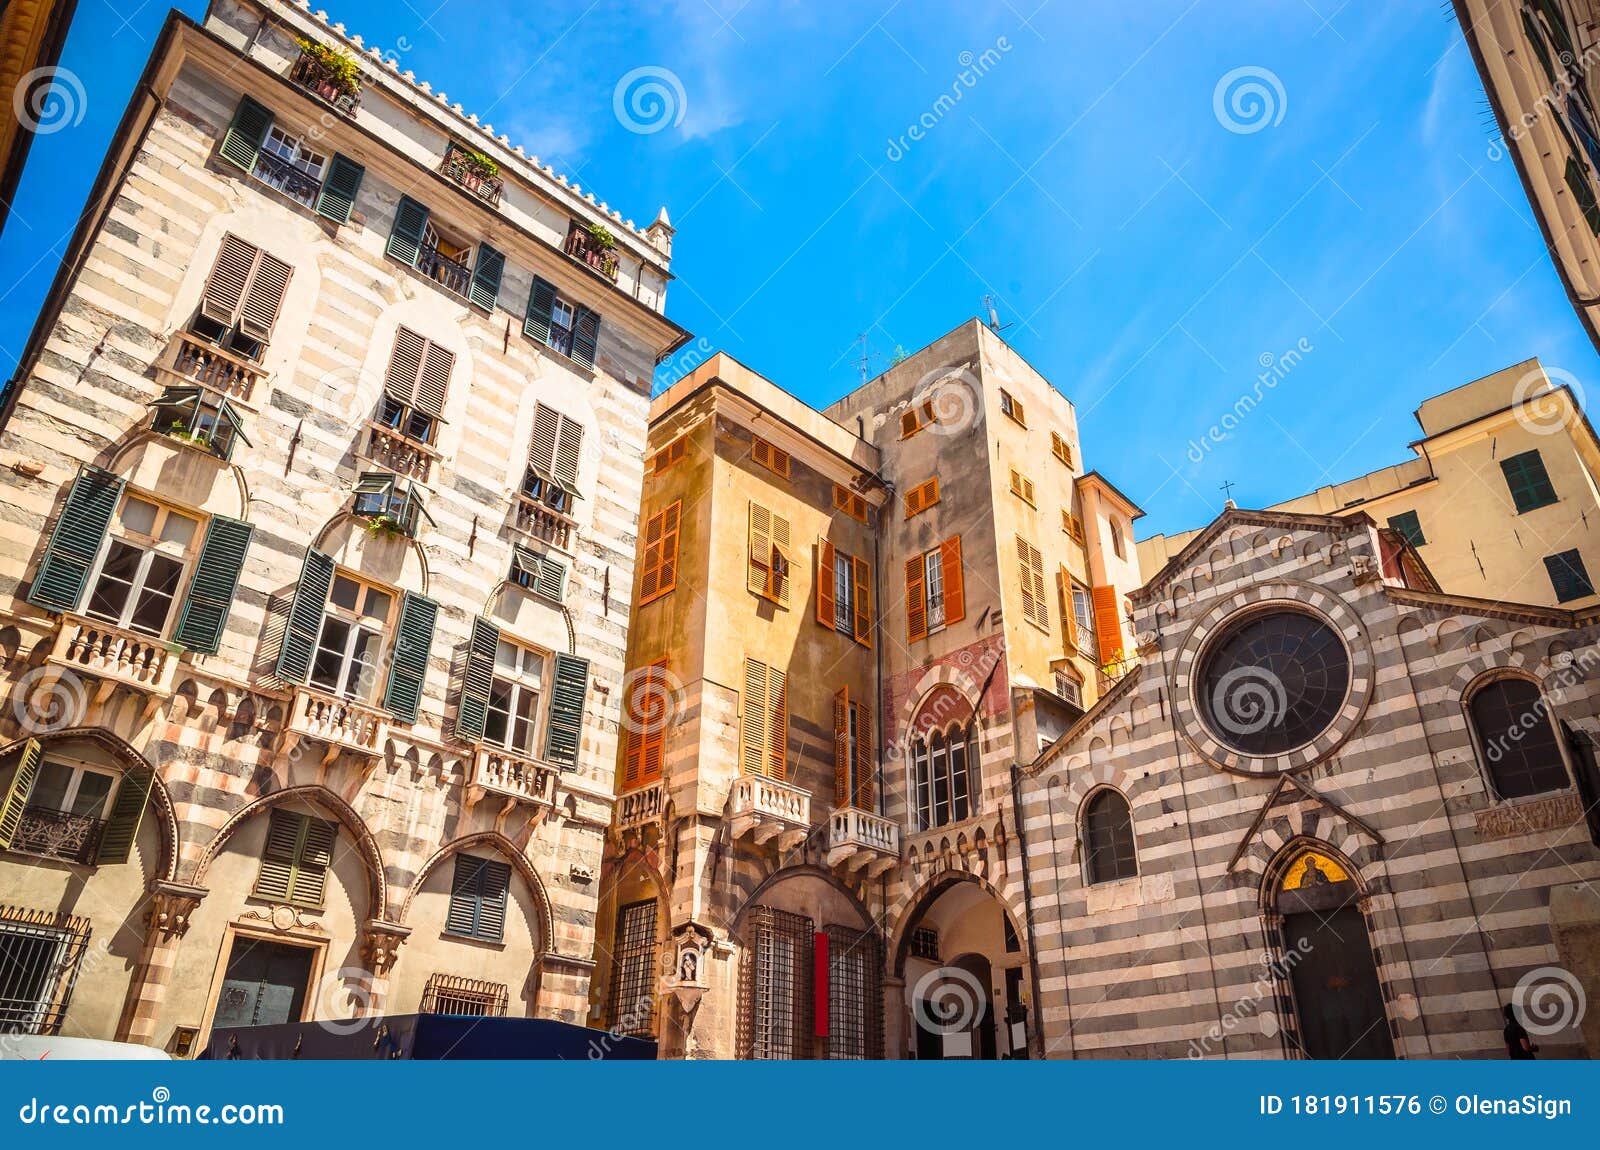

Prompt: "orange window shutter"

[940,536,965,625]
[768,667,788,780]
[817,539,837,627]
[901,410,920,438]
[1092,585,1124,661]
[905,487,920,518]
[906,556,927,642]
[852,555,871,646]
[833,687,850,807]
[634,659,668,785]
[742,658,768,776]
[853,699,873,810]
[639,509,664,601]
[1061,567,1079,652]
[623,712,643,788]
[752,438,770,469]
[658,501,681,595]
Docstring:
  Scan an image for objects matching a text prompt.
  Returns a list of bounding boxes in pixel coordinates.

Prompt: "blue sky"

[2,1,1596,539]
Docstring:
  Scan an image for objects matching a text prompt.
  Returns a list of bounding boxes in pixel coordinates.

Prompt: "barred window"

[0,907,92,1035]
[420,973,508,1017]
[1468,677,1570,799]
[607,900,659,1038]
[737,906,812,1060]
[825,925,883,1060]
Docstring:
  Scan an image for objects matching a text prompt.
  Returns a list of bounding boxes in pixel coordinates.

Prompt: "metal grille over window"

[420,973,509,1017]
[825,925,884,1060]
[737,906,813,1060]
[0,906,92,1036]
[607,900,659,1037]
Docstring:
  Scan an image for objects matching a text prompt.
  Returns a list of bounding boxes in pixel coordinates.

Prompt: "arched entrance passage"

[1265,843,1394,1060]
[893,874,1029,1060]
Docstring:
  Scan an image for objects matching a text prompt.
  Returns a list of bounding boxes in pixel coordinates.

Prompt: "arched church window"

[1467,676,1569,799]
[1083,789,1137,885]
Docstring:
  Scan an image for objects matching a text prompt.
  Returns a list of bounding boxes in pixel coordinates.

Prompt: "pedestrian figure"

[1504,1003,1538,1059]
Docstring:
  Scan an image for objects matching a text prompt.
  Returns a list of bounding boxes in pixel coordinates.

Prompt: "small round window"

[1197,610,1350,756]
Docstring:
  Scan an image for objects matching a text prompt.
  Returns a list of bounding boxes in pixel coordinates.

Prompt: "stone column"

[115,880,207,1048]
[884,974,907,1059]
[357,919,411,1017]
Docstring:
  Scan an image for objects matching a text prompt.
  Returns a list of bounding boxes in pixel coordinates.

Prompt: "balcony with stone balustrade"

[727,775,810,852]
[468,747,557,809]
[47,616,180,698]
[826,807,901,879]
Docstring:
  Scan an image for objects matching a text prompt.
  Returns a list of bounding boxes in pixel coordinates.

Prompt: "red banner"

[813,931,829,1037]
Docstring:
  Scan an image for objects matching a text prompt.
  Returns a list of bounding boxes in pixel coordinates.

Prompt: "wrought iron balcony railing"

[417,242,473,300]
[251,149,324,210]
[11,807,105,866]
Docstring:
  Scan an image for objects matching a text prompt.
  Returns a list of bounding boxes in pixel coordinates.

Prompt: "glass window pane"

[347,628,382,697]
[70,771,114,818]
[120,498,158,536]
[495,640,518,673]
[159,511,198,548]
[512,688,538,753]
[361,587,391,622]
[485,678,512,745]
[329,576,360,612]
[86,542,141,623]
[28,762,74,813]
[311,617,351,690]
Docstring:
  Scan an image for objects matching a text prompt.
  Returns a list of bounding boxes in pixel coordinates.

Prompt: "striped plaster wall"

[0,50,660,1035]
[1018,517,1600,1059]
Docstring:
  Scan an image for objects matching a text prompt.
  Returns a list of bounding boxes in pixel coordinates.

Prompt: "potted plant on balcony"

[294,37,363,107]
[364,513,406,539]
[447,148,500,196]
[163,421,214,452]
[584,223,619,277]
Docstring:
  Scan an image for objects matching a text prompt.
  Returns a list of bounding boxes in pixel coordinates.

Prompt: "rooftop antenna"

[984,294,1013,335]
[851,332,883,386]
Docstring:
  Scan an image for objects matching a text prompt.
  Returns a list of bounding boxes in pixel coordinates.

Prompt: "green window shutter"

[219,95,273,173]
[1501,450,1558,513]
[253,809,303,902]
[288,817,337,907]
[174,515,254,655]
[275,548,335,684]
[543,653,590,766]
[523,276,557,343]
[95,764,154,865]
[1385,511,1425,549]
[470,244,505,311]
[382,591,438,723]
[540,555,567,600]
[0,739,43,851]
[571,307,600,370]
[447,855,509,940]
[386,195,431,268]
[455,615,500,742]
[1545,549,1595,602]
[28,467,125,614]
[314,153,366,224]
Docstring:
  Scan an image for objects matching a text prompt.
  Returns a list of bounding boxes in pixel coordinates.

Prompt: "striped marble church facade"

[0,0,686,1052]
[1018,508,1600,1059]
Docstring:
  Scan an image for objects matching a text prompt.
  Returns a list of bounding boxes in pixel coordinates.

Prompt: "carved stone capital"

[360,919,411,977]
[145,880,208,940]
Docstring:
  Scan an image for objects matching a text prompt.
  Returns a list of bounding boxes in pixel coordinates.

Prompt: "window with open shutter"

[379,327,453,448]
[469,244,505,311]
[522,404,585,515]
[254,809,338,908]
[381,592,438,723]
[313,153,366,224]
[454,615,500,742]
[543,653,590,766]
[386,195,431,268]
[939,536,965,626]
[834,690,872,811]
[274,548,336,685]
[639,501,681,605]
[852,555,871,646]
[510,545,565,601]
[571,307,601,369]
[219,95,274,172]
[1091,585,1124,663]
[0,739,43,852]
[816,540,836,628]
[194,234,292,356]
[905,555,928,642]
[446,855,512,942]
[1009,469,1036,506]
[747,502,790,604]
[173,515,254,655]
[27,467,125,615]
